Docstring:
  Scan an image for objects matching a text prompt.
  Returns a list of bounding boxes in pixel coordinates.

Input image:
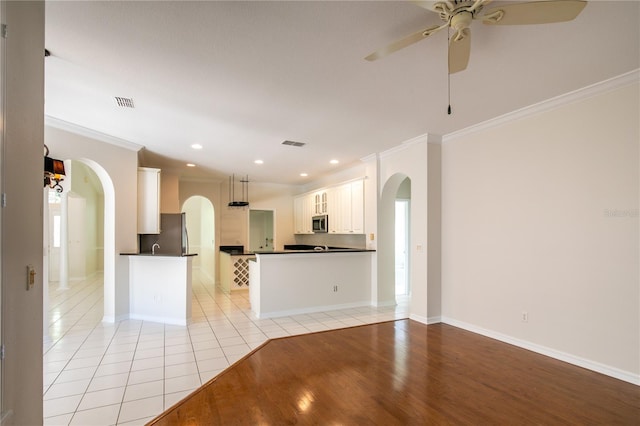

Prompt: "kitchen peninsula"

[249,247,375,318]
[123,253,197,326]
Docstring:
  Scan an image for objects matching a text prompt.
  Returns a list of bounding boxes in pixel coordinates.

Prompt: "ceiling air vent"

[114,97,135,108]
[282,140,306,147]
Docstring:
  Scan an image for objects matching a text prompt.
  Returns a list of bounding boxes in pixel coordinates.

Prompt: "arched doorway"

[43,158,116,326]
[182,196,216,288]
[378,173,412,306]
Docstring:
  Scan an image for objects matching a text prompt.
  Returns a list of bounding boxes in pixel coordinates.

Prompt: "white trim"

[359,153,377,163]
[45,115,143,152]
[379,134,428,159]
[374,299,397,308]
[102,313,129,324]
[255,301,371,319]
[129,313,187,326]
[410,314,442,325]
[199,268,215,284]
[444,69,640,143]
[409,313,427,324]
[427,316,442,324]
[441,316,640,386]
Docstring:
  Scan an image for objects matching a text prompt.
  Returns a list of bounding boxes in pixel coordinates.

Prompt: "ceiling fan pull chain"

[447,28,452,115]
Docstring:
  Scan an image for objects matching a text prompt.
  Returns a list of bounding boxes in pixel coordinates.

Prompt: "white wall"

[1,2,45,424]
[247,181,297,249]
[427,143,442,320]
[69,160,104,279]
[378,139,431,317]
[45,124,139,321]
[441,81,639,382]
[179,179,222,284]
[182,195,216,286]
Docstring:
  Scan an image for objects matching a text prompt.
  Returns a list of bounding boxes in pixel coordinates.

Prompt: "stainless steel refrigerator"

[139,213,189,255]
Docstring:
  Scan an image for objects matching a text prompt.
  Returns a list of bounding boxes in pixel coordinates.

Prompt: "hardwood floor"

[148,320,640,425]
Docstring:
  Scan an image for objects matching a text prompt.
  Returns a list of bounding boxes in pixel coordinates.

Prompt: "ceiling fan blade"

[365,25,444,61]
[449,29,471,74]
[482,0,587,25]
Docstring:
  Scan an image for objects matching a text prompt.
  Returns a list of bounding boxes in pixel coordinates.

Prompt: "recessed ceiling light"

[330,159,339,164]
[254,159,264,165]
[191,144,203,150]
[300,173,308,177]
[186,163,196,167]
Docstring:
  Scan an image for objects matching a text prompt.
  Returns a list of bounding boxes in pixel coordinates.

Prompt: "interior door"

[249,210,275,252]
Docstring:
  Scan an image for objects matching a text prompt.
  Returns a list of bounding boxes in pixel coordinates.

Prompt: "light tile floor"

[44,272,409,425]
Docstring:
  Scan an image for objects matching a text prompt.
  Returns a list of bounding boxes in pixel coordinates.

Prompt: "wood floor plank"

[148,320,640,425]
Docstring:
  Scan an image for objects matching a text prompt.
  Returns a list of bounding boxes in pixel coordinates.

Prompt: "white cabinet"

[326,187,340,233]
[331,180,364,234]
[350,179,364,234]
[295,179,365,235]
[313,191,327,215]
[294,194,314,234]
[137,167,161,234]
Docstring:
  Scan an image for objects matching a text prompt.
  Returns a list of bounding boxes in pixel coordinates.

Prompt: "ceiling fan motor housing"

[451,11,473,34]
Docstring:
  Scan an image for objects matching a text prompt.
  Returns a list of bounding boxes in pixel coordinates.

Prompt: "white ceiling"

[44,1,640,185]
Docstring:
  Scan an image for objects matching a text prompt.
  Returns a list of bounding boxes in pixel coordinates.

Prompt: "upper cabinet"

[294,193,314,234]
[137,167,161,234]
[313,190,328,215]
[329,180,364,234]
[295,178,365,235]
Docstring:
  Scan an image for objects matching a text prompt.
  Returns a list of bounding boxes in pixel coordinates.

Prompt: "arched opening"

[395,177,411,296]
[182,195,216,289]
[43,158,116,329]
[378,173,412,306]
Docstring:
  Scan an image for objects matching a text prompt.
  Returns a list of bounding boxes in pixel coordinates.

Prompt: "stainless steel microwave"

[312,215,328,233]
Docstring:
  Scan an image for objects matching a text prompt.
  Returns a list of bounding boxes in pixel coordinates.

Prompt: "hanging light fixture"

[228,174,249,207]
[44,144,66,193]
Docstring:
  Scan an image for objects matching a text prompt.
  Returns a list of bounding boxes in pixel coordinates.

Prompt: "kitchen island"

[249,248,374,318]
[123,253,196,326]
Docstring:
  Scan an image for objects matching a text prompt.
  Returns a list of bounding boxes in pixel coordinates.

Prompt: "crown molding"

[379,133,430,159]
[45,115,143,152]
[359,153,377,163]
[444,69,640,143]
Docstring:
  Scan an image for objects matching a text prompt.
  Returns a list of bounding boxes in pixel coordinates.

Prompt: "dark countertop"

[259,248,375,255]
[220,244,373,256]
[120,253,198,257]
[221,251,257,256]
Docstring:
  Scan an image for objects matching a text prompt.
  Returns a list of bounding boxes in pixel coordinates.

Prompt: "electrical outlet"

[521,311,529,322]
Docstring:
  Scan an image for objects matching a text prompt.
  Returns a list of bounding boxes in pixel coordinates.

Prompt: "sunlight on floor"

[43,272,409,425]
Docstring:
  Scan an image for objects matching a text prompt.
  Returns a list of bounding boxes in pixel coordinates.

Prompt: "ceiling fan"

[365,0,587,74]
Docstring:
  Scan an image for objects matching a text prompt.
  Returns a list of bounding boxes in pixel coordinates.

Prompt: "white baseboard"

[102,313,129,323]
[441,316,640,386]
[200,269,215,284]
[373,299,397,308]
[256,301,371,319]
[129,313,187,326]
[410,314,442,325]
